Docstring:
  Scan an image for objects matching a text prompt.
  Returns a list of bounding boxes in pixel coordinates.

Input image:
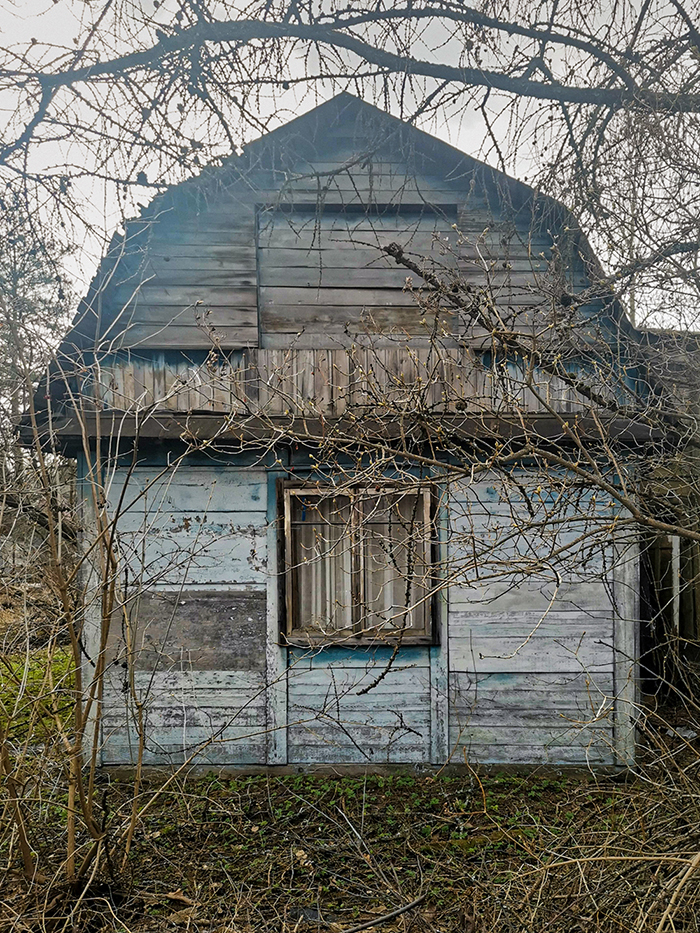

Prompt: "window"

[283,484,434,644]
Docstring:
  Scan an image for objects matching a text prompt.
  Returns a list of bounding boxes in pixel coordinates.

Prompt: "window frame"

[281,482,436,646]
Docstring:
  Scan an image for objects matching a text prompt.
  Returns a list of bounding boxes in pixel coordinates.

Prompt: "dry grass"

[3,739,700,933]
[2,589,700,933]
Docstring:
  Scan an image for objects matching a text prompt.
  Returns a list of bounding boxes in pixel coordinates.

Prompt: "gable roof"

[57,92,598,356]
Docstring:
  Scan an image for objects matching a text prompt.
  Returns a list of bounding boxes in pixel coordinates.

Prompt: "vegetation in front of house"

[2,627,700,933]
[3,762,700,933]
[0,644,73,748]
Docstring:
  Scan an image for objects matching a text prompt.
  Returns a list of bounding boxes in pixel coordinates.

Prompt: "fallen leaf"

[166,890,197,906]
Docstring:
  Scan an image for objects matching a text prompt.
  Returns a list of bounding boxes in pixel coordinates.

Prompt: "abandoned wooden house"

[30,93,645,769]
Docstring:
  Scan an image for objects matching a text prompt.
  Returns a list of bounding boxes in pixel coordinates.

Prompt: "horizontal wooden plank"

[107,467,268,514]
[109,589,267,672]
[259,302,541,334]
[450,672,615,713]
[288,721,430,764]
[119,266,257,287]
[449,609,613,631]
[446,738,615,765]
[448,581,611,614]
[449,632,613,674]
[287,715,431,736]
[449,722,613,745]
[260,260,544,282]
[259,245,547,265]
[133,244,257,264]
[261,268,437,288]
[259,229,462,251]
[288,674,430,696]
[273,186,465,205]
[115,522,267,587]
[286,746,426,765]
[102,735,268,766]
[260,306,457,334]
[114,506,266,530]
[139,222,256,246]
[449,703,615,730]
[288,645,431,669]
[260,269,541,290]
[111,285,258,308]
[261,285,453,308]
[104,668,266,694]
[97,324,259,350]
[104,704,266,730]
[259,209,457,227]
[259,226,550,252]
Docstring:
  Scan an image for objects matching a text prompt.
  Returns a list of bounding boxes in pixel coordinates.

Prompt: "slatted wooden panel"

[103,214,260,349]
[89,348,591,417]
[257,207,547,339]
[446,476,619,766]
[97,461,627,767]
[93,151,555,352]
[107,466,268,587]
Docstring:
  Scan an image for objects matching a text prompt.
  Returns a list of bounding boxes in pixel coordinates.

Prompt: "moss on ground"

[0,644,73,745]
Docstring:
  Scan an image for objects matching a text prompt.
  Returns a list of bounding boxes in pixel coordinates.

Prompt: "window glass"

[285,486,432,642]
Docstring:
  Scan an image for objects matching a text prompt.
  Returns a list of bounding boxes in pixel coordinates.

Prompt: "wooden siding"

[287,647,432,765]
[101,466,269,765]
[447,478,618,766]
[102,670,268,766]
[96,461,628,768]
[80,122,566,352]
[107,467,267,587]
[87,347,592,418]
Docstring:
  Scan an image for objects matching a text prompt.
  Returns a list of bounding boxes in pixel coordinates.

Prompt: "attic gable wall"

[65,95,576,355]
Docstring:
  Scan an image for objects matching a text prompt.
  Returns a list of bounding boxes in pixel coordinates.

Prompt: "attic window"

[283,485,434,644]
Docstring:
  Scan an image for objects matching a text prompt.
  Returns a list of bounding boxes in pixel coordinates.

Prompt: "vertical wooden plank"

[211,357,229,411]
[264,350,286,416]
[118,355,135,410]
[331,348,350,416]
[671,535,681,636]
[431,484,449,763]
[297,350,314,412]
[265,471,288,765]
[105,358,122,410]
[254,349,268,412]
[132,355,148,410]
[612,539,640,767]
[76,451,104,766]
[314,349,332,414]
[152,351,166,407]
[239,350,255,414]
[174,354,188,409]
[164,356,180,411]
[98,360,115,410]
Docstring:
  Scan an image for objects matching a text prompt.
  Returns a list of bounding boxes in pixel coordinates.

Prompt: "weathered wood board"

[102,671,268,765]
[445,476,619,765]
[102,467,271,765]
[287,647,432,765]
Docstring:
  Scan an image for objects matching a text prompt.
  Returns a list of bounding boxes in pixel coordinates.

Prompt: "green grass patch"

[0,645,74,743]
